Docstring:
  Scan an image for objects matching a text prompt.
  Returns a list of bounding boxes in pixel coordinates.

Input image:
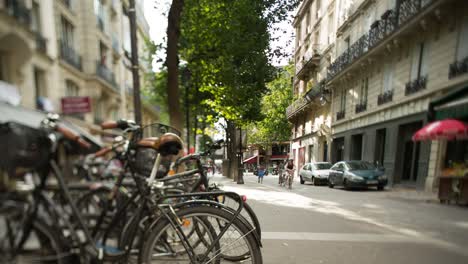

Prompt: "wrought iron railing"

[377,90,394,105]
[327,0,434,81]
[405,75,427,95]
[35,33,47,53]
[336,110,345,121]
[59,40,82,70]
[2,0,31,26]
[355,101,367,114]
[286,96,308,118]
[96,61,118,90]
[295,44,322,76]
[448,57,468,79]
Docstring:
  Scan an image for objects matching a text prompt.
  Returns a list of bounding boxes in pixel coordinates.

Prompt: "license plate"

[367,180,378,184]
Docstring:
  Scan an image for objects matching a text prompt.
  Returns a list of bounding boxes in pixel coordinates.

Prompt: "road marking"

[262,232,424,243]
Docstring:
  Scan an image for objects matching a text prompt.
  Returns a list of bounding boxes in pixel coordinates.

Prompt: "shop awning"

[412,119,468,141]
[0,102,102,153]
[270,155,288,160]
[243,155,258,164]
[429,85,468,121]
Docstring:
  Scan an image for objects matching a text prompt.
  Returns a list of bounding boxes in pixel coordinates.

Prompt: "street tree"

[249,64,294,147]
[179,0,299,183]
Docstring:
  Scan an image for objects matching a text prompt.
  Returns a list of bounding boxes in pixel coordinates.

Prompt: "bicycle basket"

[0,122,51,171]
[129,123,182,177]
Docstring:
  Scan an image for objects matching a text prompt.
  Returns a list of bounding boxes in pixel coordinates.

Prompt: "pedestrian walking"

[257,166,266,184]
[284,159,295,189]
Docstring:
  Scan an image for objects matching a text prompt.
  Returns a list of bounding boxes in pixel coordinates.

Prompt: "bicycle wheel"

[140,206,262,264]
[0,195,70,263]
[216,195,261,261]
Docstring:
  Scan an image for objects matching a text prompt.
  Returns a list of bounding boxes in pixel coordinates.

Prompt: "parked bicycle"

[0,115,263,263]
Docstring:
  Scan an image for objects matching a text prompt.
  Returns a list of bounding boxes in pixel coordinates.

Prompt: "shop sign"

[61,96,91,114]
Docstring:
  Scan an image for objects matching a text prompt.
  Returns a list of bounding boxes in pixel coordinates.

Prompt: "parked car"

[328,161,387,190]
[299,162,333,185]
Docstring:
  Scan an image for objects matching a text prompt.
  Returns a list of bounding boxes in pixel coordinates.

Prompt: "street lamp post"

[128,0,142,125]
[237,126,244,184]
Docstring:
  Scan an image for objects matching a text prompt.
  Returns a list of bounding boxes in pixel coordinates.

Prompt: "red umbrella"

[412,119,468,141]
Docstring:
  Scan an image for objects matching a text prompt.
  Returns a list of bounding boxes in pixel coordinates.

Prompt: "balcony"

[96,61,118,90]
[327,0,435,82]
[296,45,321,80]
[405,75,427,96]
[304,80,328,102]
[355,101,367,114]
[286,96,308,119]
[336,110,345,121]
[35,33,47,53]
[448,57,468,79]
[2,0,31,26]
[377,90,394,105]
[59,40,82,70]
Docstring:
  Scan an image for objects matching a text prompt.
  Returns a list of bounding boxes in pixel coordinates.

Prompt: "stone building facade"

[0,0,158,138]
[291,0,468,190]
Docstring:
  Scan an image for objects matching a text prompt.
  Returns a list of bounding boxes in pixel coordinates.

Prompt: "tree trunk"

[166,0,184,132]
[227,121,238,181]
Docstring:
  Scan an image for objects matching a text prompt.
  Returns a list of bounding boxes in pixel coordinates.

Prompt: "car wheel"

[300,176,304,184]
[312,176,320,186]
[377,185,384,191]
[328,179,334,188]
[343,179,349,190]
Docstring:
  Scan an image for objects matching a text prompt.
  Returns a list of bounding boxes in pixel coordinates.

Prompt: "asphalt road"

[217,173,468,264]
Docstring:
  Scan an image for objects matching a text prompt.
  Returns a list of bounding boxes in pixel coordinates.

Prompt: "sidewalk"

[211,173,441,204]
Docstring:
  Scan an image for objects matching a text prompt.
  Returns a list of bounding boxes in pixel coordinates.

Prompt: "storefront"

[421,85,468,202]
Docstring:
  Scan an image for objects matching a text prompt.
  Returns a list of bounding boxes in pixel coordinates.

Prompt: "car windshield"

[315,163,332,170]
[346,161,375,171]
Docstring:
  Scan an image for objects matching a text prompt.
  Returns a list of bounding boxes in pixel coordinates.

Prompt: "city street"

[216,173,468,264]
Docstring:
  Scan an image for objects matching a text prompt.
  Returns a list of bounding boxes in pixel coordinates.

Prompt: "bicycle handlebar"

[55,125,91,149]
[94,146,112,157]
[100,119,138,131]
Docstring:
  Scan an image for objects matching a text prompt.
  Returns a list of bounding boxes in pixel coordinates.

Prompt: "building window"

[31,1,41,34]
[340,89,346,112]
[0,53,6,81]
[382,61,394,92]
[316,0,321,19]
[95,0,106,31]
[94,100,103,124]
[34,68,46,110]
[360,78,368,104]
[297,25,302,44]
[99,42,108,66]
[327,12,334,45]
[410,41,430,81]
[61,17,74,48]
[65,80,79,96]
[456,15,468,61]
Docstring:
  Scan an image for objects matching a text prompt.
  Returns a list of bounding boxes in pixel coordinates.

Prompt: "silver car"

[299,162,333,185]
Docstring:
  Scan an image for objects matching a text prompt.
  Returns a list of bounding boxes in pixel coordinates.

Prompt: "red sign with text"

[61,97,91,114]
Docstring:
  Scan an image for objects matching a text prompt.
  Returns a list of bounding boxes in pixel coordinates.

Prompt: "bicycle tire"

[0,201,71,264]
[140,206,262,264]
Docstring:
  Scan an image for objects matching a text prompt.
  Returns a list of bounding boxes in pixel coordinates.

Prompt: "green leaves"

[180,0,276,125]
[248,63,293,146]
